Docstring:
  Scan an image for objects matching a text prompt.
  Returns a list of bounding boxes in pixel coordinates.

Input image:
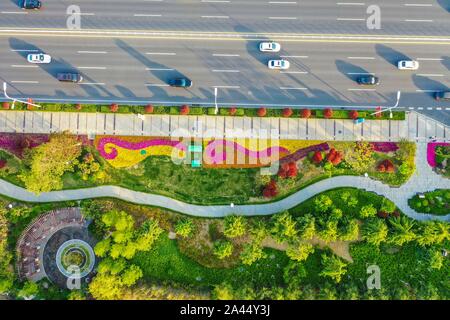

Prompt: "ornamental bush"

[229,107,237,116]
[282,108,293,117]
[324,108,333,119]
[349,110,359,119]
[301,108,312,118]
[145,104,154,114]
[110,103,119,112]
[180,105,190,115]
[263,180,278,198]
[2,102,10,110]
[257,107,267,117]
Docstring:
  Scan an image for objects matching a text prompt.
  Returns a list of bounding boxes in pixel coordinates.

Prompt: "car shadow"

[442,56,450,71]
[437,0,449,12]
[375,44,409,67]
[412,74,448,99]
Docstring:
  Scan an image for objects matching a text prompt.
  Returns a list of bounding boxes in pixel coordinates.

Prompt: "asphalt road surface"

[0,0,449,35]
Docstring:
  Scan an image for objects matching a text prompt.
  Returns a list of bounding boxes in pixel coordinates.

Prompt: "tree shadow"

[375,44,409,67]
[442,56,450,71]
[412,74,448,99]
[437,0,449,12]
[335,59,372,81]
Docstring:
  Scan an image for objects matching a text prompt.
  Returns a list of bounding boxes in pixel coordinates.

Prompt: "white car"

[27,53,52,64]
[268,59,290,70]
[259,42,281,53]
[397,60,419,70]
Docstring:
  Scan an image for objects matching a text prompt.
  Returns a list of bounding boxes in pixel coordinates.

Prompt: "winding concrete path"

[0,143,448,221]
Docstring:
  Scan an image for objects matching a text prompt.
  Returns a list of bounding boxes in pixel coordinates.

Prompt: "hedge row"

[0,102,405,121]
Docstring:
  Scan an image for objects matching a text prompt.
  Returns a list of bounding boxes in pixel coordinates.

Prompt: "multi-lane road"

[0,1,449,123]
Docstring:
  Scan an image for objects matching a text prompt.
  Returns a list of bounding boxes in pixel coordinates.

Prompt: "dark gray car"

[168,78,193,88]
[57,73,83,83]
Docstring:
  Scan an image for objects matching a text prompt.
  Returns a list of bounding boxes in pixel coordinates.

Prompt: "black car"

[435,91,450,101]
[168,78,193,88]
[357,75,379,86]
[57,73,83,83]
[21,0,42,9]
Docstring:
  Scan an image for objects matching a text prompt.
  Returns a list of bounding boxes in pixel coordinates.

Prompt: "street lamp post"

[3,82,42,109]
[214,87,218,115]
[370,91,401,119]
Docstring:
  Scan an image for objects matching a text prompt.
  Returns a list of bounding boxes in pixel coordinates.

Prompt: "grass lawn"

[408,189,450,216]
[132,233,290,289]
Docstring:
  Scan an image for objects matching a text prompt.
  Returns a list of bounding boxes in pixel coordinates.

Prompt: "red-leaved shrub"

[180,105,190,115]
[263,180,278,198]
[324,108,333,119]
[349,110,359,120]
[2,102,10,110]
[229,107,237,116]
[75,104,82,111]
[312,151,323,164]
[257,107,267,117]
[0,159,6,169]
[278,162,298,179]
[145,104,154,114]
[282,108,293,118]
[378,159,394,173]
[110,103,119,112]
[301,109,312,118]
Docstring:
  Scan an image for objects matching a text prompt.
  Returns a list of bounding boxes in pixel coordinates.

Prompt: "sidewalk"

[0,110,448,142]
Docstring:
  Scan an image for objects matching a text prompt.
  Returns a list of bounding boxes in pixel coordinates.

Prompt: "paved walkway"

[0,142,448,221]
[0,110,449,142]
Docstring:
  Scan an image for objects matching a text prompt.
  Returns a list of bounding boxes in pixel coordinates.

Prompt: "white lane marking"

[280,55,308,58]
[418,107,424,110]
[280,71,308,74]
[77,51,107,54]
[201,15,229,19]
[212,69,240,73]
[337,2,365,5]
[212,86,240,89]
[416,89,436,92]
[404,19,433,22]
[280,87,308,90]
[347,56,375,60]
[11,49,39,52]
[146,52,176,55]
[269,17,298,20]
[337,18,365,21]
[446,108,450,110]
[134,14,162,17]
[145,83,169,87]
[436,107,442,110]
[347,72,375,75]
[77,66,107,70]
[1,11,28,14]
[202,0,230,2]
[416,58,443,61]
[72,13,95,16]
[268,1,298,4]
[79,82,106,85]
[409,107,414,110]
[11,81,39,84]
[212,53,240,57]
[427,107,433,110]
[417,74,444,77]
[11,65,38,68]
[348,88,377,91]
[146,68,175,71]
[404,3,433,7]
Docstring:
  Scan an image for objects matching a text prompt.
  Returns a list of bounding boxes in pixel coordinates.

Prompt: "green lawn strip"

[347,242,450,295]
[4,102,405,120]
[408,189,450,216]
[132,233,289,289]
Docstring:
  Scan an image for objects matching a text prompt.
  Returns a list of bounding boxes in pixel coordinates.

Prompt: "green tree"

[135,219,163,252]
[213,240,233,260]
[319,254,348,283]
[212,282,235,300]
[240,243,267,266]
[19,132,82,193]
[359,205,377,219]
[283,261,307,287]
[389,216,416,246]
[362,218,389,246]
[286,242,315,262]
[429,249,444,270]
[89,273,123,300]
[338,218,359,241]
[0,212,13,294]
[398,163,412,176]
[67,290,86,300]
[296,214,316,240]
[347,196,358,208]
[314,195,333,213]
[17,281,39,299]
[94,238,111,258]
[175,219,195,238]
[318,218,339,242]
[318,283,338,300]
[271,211,298,243]
[121,265,143,286]
[416,221,450,246]
[223,215,247,238]
[381,198,396,214]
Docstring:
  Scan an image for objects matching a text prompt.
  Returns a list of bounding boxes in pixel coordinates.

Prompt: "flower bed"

[0,133,49,158]
[427,142,450,167]
[371,142,398,153]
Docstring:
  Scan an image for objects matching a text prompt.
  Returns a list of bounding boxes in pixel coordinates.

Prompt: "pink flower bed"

[0,134,49,158]
[96,137,187,160]
[371,142,398,153]
[427,142,450,167]
[280,142,330,164]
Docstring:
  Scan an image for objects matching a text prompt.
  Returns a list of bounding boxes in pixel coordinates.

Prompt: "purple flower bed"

[427,142,450,167]
[280,142,330,164]
[371,142,399,153]
[0,133,49,158]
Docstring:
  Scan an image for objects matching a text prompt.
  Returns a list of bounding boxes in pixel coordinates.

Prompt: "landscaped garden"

[408,189,450,216]
[0,132,416,205]
[1,185,448,300]
[428,143,450,178]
